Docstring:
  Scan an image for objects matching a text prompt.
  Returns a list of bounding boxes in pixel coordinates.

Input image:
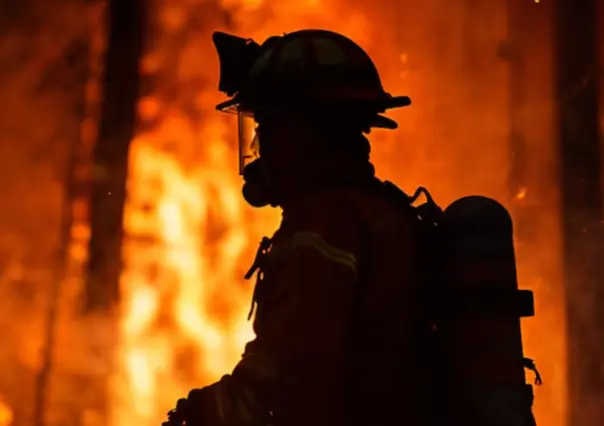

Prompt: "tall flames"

[114,121,263,424]
[0,398,12,426]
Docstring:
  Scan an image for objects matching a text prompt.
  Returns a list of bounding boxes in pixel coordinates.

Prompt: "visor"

[224,93,412,175]
[237,111,259,175]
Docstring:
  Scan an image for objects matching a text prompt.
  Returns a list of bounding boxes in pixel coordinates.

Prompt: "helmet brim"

[383,95,412,109]
[216,94,411,130]
[372,115,398,129]
[370,95,411,129]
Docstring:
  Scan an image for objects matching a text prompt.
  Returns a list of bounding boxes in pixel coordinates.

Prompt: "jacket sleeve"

[183,197,362,426]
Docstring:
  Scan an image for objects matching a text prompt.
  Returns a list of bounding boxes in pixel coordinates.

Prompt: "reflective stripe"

[290,231,357,277]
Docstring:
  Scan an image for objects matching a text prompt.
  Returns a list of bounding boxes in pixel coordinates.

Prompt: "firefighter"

[164,29,422,426]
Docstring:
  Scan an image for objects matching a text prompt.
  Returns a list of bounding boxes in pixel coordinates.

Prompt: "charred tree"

[554,0,604,424]
[85,0,146,310]
[31,38,92,426]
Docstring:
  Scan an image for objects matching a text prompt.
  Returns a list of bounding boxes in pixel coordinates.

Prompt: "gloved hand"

[162,398,188,426]
[162,385,219,426]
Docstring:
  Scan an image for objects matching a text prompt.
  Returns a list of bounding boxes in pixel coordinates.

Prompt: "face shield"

[237,111,260,175]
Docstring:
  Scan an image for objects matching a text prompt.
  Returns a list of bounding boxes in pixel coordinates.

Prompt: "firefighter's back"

[285,181,424,426]
[344,183,425,426]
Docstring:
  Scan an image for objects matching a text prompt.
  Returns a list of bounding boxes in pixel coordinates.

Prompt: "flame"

[112,1,567,426]
[516,187,528,200]
[114,121,265,424]
[0,398,12,426]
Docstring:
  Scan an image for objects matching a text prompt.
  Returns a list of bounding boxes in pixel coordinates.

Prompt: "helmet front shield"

[237,111,259,175]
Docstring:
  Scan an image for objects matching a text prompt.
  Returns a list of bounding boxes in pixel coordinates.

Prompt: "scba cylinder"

[439,195,534,386]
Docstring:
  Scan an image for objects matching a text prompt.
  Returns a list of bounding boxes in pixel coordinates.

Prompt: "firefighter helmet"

[213,29,411,173]
[212,29,411,129]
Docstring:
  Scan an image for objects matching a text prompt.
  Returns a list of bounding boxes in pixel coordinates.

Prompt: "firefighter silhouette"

[164,29,540,426]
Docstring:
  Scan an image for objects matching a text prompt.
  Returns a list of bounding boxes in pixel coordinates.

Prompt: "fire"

[110,1,566,426]
[114,120,266,424]
[516,187,528,200]
[0,398,12,426]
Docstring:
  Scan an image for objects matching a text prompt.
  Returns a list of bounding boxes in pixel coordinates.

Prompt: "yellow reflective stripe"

[290,231,357,277]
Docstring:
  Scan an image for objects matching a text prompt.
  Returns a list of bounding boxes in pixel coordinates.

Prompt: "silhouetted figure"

[164,29,538,426]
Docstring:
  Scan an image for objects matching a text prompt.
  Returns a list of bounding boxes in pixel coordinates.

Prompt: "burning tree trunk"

[554,0,604,424]
[85,0,146,310]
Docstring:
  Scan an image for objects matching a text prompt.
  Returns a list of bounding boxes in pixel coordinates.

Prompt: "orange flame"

[0,398,12,426]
